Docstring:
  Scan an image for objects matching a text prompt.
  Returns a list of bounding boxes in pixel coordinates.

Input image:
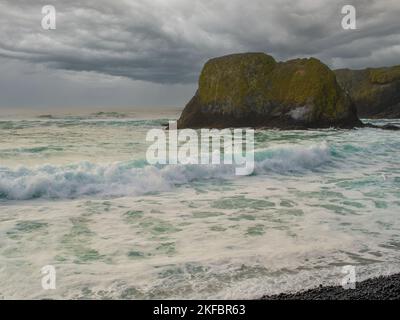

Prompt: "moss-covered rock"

[178,53,361,129]
[335,66,400,118]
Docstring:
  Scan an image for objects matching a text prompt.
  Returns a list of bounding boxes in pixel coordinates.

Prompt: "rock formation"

[177,53,361,129]
[335,66,400,118]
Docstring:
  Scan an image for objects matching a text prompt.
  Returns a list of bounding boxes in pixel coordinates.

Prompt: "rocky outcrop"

[335,66,400,118]
[177,53,362,129]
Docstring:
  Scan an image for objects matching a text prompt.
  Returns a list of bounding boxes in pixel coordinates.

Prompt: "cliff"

[335,66,400,118]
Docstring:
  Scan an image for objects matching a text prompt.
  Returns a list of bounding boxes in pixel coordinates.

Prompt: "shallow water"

[0,116,400,299]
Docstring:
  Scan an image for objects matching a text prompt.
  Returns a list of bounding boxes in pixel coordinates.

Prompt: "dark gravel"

[262,274,400,300]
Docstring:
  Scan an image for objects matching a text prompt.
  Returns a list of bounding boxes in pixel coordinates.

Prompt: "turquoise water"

[0,115,400,299]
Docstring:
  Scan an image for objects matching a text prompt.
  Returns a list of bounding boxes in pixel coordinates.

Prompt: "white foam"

[0,143,332,200]
[254,142,331,173]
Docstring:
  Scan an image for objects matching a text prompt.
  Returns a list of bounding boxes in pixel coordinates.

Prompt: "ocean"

[0,112,400,299]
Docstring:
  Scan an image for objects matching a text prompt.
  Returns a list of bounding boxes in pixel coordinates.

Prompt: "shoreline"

[262,273,400,300]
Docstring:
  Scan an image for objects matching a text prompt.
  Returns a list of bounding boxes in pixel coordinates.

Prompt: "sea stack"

[177,53,362,129]
[335,65,400,118]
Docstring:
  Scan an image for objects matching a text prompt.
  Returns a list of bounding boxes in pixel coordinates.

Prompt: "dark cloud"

[0,57,195,110]
[1,0,400,82]
[0,0,399,108]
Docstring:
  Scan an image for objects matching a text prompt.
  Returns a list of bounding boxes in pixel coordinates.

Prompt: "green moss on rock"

[368,66,400,84]
[198,53,276,111]
[178,53,360,129]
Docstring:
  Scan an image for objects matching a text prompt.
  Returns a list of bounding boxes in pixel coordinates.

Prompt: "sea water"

[0,114,399,299]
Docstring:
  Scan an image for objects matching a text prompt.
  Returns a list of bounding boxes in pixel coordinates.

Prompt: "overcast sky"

[0,0,399,111]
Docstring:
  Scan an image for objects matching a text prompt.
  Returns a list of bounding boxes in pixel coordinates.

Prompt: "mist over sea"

[1,111,400,299]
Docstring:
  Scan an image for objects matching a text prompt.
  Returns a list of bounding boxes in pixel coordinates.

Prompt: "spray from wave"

[0,143,331,200]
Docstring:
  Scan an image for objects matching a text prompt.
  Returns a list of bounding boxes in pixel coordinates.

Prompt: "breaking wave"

[0,143,331,200]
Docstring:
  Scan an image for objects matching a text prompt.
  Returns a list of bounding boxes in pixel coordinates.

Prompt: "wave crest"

[0,143,331,200]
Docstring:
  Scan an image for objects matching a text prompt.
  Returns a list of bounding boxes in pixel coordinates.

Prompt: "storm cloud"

[0,0,399,109]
